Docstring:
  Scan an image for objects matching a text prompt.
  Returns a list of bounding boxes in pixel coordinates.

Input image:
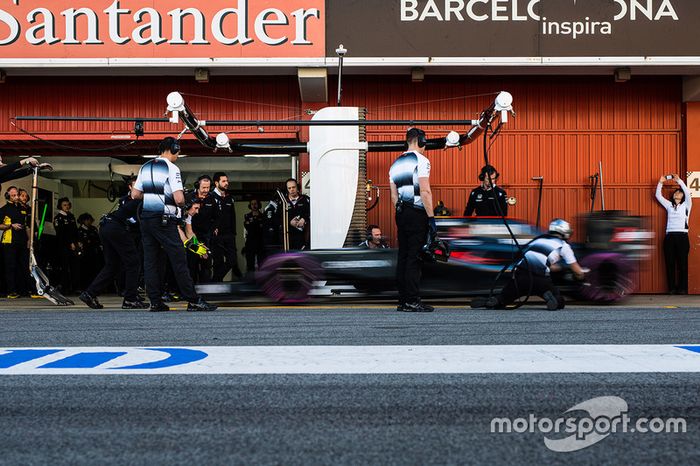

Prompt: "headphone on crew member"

[4,186,17,201]
[157,136,181,156]
[366,224,380,242]
[407,128,428,149]
[194,174,212,191]
[478,165,500,182]
[184,197,202,213]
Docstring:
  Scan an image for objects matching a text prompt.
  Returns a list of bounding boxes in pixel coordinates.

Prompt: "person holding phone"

[655,173,692,294]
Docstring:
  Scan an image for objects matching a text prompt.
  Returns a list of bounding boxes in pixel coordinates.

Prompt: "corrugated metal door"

[343,76,681,293]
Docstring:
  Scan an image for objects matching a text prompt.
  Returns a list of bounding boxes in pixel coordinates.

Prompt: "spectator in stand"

[243,199,265,272]
[53,197,81,294]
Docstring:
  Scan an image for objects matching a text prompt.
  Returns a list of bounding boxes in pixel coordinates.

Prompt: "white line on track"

[0,345,699,375]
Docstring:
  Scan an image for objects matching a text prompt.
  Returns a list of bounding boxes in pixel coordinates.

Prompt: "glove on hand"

[428,217,437,236]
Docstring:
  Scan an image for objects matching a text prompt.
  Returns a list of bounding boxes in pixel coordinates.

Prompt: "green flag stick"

[37,204,47,239]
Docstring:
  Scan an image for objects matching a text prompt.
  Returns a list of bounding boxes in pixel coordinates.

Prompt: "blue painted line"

[676,346,700,354]
[112,348,208,370]
[39,352,128,369]
[0,349,62,368]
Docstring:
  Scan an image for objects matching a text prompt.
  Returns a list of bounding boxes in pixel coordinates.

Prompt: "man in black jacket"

[0,156,41,184]
[79,195,148,310]
[211,172,242,281]
[53,197,80,294]
[464,165,508,217]
[185,175,218,283]
[243,199,265,272]
[285,178,310,250]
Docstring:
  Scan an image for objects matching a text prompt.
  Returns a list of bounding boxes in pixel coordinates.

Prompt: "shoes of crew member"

[149,302,171,313]
[543,291,560,311]
[78,291,104,309]
[187,298,218,312]
[398,301,434,312]
[470,296,501,309]
[6,293,20,299]
[122,299,149,310]
[161,291,181,302]
[470,297,488,309]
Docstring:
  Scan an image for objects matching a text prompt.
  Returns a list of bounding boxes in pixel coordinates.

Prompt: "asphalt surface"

[0,300,698,465]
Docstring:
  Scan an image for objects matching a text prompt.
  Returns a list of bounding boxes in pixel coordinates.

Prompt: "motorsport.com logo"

[490,396,687,452]
[401,0,680,40]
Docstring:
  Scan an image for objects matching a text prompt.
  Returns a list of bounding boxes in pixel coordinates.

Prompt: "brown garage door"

[350,76,681,293]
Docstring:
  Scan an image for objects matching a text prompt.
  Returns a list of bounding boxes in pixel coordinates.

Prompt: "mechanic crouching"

[472,219,586,311]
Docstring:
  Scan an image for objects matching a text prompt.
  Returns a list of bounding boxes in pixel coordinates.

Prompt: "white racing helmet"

[548,218,572,239]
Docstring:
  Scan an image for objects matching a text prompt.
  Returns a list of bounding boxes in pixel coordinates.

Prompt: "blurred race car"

[255,211,652,305]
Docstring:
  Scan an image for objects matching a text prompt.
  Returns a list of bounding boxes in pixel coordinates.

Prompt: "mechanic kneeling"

[472,219,586,311]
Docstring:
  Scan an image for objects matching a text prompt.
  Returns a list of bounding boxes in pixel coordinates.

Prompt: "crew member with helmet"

[464,165,508,217]
[472,219,586,311]
[389,127,436,313]
[655,173,692,294]
[130,137,217,312]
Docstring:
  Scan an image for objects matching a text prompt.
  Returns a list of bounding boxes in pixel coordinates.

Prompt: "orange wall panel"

[684,102,700,294]
[0,76,302,139]
[355,76,682,293]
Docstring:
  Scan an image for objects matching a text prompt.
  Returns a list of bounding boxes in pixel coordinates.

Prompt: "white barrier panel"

[0,345,698,375]
[308,107,365,249]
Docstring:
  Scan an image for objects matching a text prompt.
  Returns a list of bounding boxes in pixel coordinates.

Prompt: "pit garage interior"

[1,72,699,293]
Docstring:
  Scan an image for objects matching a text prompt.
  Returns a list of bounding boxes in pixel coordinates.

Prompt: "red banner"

[0,0,324,59]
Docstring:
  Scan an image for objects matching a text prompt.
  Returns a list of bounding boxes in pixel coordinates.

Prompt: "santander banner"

[0,0,325,59]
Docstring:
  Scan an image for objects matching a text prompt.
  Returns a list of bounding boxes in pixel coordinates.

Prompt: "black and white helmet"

[548,218,572,239]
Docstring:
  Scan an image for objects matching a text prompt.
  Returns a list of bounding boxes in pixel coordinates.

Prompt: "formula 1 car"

[254,212,651,305]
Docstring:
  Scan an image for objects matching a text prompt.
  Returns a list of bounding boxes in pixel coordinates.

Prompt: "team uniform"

[1,201,30,296]
[287,194,311,250]
[185,191,217,283]
[118,193,144,291]
[464,186,508,216]
[53,210,80,293]
[77,222,103,289]
[81,198,144,307]
[498,235,577,310]
[358,239,389,249]
[655,180,692,293]
[390,150,430,307]
[243,210,265,271]
[211,188,242,281]
[134,157,200,307]
[0,162,33,184]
